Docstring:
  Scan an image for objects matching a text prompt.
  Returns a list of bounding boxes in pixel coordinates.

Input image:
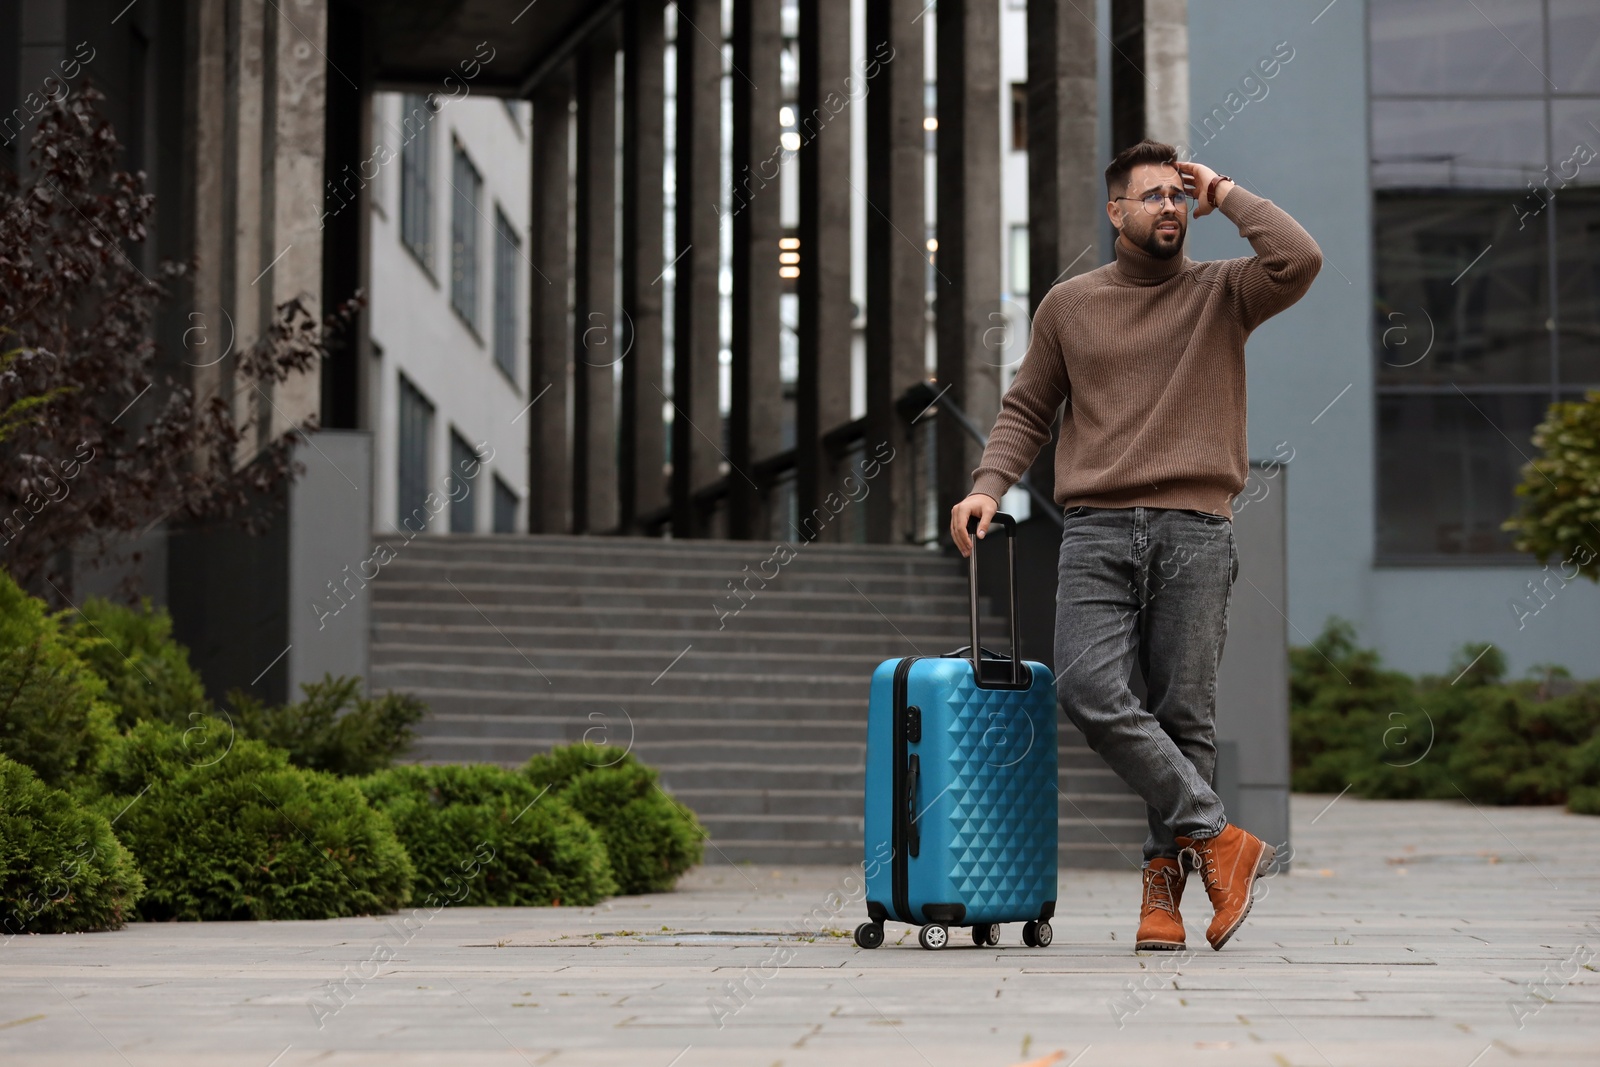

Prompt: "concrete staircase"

[368,534,1144,869]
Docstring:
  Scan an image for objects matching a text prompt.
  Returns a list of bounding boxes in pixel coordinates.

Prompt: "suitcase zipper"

[891,655,920,925]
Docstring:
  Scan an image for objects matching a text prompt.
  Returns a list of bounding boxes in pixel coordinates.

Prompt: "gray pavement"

[4,793,1600,1066]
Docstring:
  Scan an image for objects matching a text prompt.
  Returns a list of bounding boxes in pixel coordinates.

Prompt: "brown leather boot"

[1176,823,1276,950]
[1134,856,1187,951]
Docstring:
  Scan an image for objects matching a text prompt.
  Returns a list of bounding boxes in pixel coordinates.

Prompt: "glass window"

[449,430,477,533]
[1376,391,1551,558]
[1549,100,1600,184]
[1371,99,1545,191]
[1370,3,1600,558]
[1009,224,1029,300]
[493,476,519,534]
[1556,187,1600,386]
[493,207,520,382]
[399,94,435,268]
[1370,0,1547,96]
[397,375,434,532]
[1550,0,1600,93]
[1373,191,1550,387]
[451,144,482,328]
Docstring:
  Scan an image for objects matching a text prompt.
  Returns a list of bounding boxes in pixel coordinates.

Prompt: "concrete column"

[261,0,328,437]
[619,0,668,530]
[795,0,855,544]
[670,0,724,538]
[934,0,1003,547]
[189,0,229,454]
[574,30,620,534]
[863,0,926,546]
[529,70,574,533]
[1143,0,1189,149]
[727,0,783,540]
[1025,0,1100,502]
[228,0,267,459]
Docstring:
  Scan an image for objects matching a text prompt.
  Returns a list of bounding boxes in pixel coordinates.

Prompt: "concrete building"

[366,92,533,539]
[1178,0,1600,677]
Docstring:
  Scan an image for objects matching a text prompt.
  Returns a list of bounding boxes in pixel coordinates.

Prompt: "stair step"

[373,624,1005,658]
[376,558,970,594]
[373,663,871,699]
[369,534,1147,866]
[372,601,1004,637]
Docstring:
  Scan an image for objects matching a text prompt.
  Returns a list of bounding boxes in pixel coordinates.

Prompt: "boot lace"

[1143,864,1179,915]
[1179,842,1225,894]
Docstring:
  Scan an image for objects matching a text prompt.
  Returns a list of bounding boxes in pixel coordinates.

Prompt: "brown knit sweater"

[971,186,1323,519]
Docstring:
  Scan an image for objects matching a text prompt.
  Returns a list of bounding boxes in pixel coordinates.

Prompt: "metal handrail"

[897,381,1064,528]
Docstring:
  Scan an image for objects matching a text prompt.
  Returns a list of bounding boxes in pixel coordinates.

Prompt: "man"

[949,140,1322,952]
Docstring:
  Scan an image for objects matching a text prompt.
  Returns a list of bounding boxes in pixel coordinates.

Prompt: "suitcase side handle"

[905,754,921,858]
[965,513,1023,688]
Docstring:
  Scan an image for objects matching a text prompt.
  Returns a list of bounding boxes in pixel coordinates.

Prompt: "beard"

[1137,217,1186,260]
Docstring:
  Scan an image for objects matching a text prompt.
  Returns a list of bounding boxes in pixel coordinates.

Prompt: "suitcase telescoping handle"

[965,513,1023,687]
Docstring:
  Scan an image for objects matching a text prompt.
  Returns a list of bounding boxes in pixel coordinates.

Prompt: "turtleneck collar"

[1112,233,1187,285]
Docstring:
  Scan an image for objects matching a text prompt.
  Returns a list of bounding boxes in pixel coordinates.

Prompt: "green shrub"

[0,756,143,934]
[65,597,209,730]
[0,570,116,786]
[524,743,704,894]
[1447,681,1600,806]
[226,674,426,776]
[90,718,413,921]
[360,764,616,907]
[1567,731,1600,815]
[1288,618,1417,794]
[1291,618,1600,814]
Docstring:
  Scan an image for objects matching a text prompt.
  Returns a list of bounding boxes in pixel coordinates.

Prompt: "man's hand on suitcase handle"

[951,492,999,558]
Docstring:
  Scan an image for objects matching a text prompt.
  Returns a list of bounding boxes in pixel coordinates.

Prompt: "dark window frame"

[450,140,484,334]
[492,205,521,385]
[399,93,437,275]
[396,374,435,533]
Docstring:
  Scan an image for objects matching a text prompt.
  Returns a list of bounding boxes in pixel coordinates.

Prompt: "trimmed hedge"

[1291,618,1600,813]
[525,743,704,895]
[227,675,426,777]
[0,756,143,934]
[66,597,209,731]
[360,764,616,907]
[0,570,116,786]
[90,718,413,921]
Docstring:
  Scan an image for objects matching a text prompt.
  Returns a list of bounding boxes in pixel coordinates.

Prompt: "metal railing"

[639,382,1060,543]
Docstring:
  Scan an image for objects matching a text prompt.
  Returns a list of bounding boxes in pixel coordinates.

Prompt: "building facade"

[366,92,533,539]
[1180,0,1600,675]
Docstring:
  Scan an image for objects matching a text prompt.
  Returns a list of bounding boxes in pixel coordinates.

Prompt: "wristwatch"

[1206,174,1233,207]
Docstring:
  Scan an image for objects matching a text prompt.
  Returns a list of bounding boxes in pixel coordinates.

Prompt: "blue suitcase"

[856,514,1059,951]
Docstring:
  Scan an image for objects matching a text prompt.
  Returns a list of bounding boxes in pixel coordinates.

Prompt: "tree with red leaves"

[0,88,358,601]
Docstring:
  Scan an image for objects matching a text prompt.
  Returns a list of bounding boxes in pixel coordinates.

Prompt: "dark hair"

[1105,139,1179,198]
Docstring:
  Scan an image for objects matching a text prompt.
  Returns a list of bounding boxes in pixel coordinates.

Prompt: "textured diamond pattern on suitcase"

[941,672,1056,915]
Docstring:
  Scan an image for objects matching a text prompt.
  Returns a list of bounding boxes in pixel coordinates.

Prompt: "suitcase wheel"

[1022,920,1053,948]
[853,922,885,950]
[917,924,948,950]
[971,923,1001,947]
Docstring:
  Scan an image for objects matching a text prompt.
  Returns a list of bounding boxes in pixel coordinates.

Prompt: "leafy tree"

[0,86,358,600]
[1504,390,1600,582]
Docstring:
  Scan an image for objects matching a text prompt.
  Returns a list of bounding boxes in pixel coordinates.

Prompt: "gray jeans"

[1054,505,1237,863]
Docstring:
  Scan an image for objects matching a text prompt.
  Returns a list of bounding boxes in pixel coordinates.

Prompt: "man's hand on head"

[1175,161,1232,218]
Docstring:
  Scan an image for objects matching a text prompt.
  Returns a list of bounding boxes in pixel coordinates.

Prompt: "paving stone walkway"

[4,794,1600,1066]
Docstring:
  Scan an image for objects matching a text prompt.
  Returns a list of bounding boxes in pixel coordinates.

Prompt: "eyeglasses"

[1114,190,1193,215]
